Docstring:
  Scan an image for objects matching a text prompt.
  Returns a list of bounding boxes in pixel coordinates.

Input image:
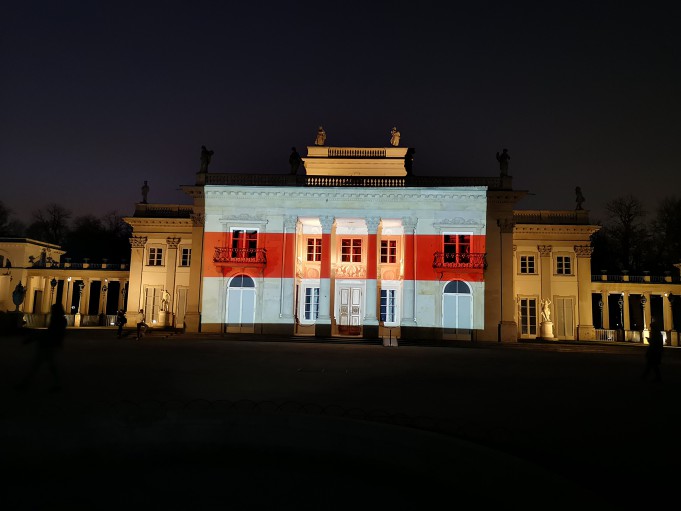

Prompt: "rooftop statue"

[575,186,585,210]
[390,127,400,147]
[200,145,214,173]
[496,148,510,176]
[314,126,327,146]
[141,180,149,204]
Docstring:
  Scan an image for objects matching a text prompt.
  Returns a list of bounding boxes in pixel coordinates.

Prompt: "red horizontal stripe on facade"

[203,232,485,282]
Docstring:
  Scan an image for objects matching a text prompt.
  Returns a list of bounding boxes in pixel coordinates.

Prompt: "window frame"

[518,253,537,275]
[443,232,472,264]
[147,247,164,266]
[180,247,192,267]
[306,237,322,262]
[298,279,321,325]
[380,239,398,264]
[340,238,362,263]
[554,253,573,275]
[519,296,538,336]
[379,281,401,327]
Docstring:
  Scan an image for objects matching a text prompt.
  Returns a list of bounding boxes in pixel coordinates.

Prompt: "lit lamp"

[50,278,57,305]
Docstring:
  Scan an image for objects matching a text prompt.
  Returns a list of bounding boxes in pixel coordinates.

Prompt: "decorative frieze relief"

[335,265,367,278]
[208,189,487,203]
[433,218,482,228]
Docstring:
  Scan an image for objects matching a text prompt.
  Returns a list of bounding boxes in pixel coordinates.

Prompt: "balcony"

[213,247,267,269]
[433,252,486,270]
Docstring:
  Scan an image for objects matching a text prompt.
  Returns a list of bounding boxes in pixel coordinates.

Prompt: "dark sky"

[2,1,679,226]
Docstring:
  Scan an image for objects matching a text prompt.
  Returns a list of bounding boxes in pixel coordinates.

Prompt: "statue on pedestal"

[390,127,400,146]
[575,186,585,210]
[541,298,552,322]
[496,148,510,176]
[200,145,214,173]
[141,180,149,204]
[314,126,327,146]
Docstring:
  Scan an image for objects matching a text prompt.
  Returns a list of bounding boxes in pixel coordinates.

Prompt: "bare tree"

[603,195,648,272]
[26,204,72,245]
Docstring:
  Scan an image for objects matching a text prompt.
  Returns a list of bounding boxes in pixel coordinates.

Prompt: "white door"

[554,297,575,339]
[226,275,256,333]
[176,288,188,329]
[442,280,472,329]
[338,286,362,335]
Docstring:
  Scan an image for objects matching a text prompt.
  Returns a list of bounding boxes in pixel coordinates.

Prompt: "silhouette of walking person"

[641,319,663,381]
[116,309,127,338]
[15,302,67,391]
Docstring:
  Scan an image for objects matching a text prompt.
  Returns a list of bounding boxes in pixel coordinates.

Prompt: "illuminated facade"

[123,144,604,342]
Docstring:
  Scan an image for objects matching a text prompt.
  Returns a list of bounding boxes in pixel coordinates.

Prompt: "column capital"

[401,217,417,232]
[130,236,147,248]
[365,216,380,234]
[166,237,181,249]
[191,213,205,227]
[537,244,552,257]
[497,218,514,233]
[319,215,334,233]
[284,215,298,231]
[574,245,593,258]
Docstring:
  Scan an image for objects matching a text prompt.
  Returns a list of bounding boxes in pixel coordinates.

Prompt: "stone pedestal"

[75,313,82,328]
[159,310,169,327]
[540,321,554,340]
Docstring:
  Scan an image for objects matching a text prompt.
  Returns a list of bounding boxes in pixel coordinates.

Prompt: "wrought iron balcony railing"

[214,247,267,265]
[433,252,486,270]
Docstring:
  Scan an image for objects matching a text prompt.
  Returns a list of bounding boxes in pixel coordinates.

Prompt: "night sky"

[2,1,679,226]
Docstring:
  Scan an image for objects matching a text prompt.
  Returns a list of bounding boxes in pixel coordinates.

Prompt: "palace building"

[4,141,679,344]
[123,142,609,343]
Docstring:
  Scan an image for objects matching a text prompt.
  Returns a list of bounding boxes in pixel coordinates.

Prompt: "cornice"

[204,189,487,203]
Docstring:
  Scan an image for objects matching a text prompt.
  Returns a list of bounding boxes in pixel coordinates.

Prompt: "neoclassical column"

[599,291,609,330]
[537,244,553,304]
[281,215,298,323]
[316,215,334,337]
[185,213,204,333]
[575,245,595,340]
[118,279,128,312]
[165,237,181,316]
[363,216,380,338]
[401,217,417,327]
[126,236,147,319]
[80,278,91,315]
[498,218,516,342]
[622,292,630,331]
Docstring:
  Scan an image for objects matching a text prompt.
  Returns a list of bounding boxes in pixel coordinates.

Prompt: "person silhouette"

[116,309,127,338]
[289,147,302,174]
[15,302,67,391]
[642,319,663,381]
